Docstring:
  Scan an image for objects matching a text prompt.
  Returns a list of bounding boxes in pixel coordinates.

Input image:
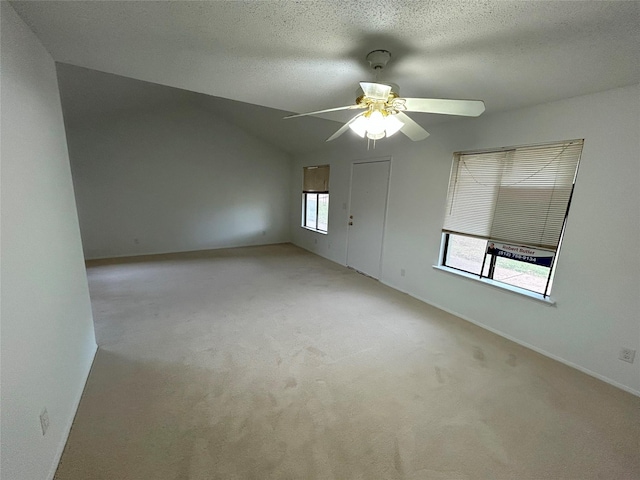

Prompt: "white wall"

[64,101,292,259]
[0,4,97,480]
[291,84,640,394]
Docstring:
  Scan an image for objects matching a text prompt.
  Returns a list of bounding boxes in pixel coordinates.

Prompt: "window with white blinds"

[302,165,330,233]
[442,140,583,250]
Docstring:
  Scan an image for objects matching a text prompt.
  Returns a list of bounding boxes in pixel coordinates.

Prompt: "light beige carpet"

[55,244,639,479]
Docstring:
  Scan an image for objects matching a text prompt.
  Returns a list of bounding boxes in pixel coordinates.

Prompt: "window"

[439,140,583,297]
[302,165,329,233]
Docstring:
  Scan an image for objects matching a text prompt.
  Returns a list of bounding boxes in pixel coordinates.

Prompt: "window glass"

[443,233,554,295]
[493,256,552,294]
[317,194,329,232]
[305,194,317,229]
[445,235,486,275]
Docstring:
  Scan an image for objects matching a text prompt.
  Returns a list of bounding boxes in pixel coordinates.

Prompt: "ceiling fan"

[284,50,485,145]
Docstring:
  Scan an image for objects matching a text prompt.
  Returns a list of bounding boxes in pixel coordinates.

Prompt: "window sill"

[432,265,556,305]
[301,226,328,235]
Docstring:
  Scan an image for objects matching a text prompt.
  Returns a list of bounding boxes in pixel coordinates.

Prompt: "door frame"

[345,156,393,279]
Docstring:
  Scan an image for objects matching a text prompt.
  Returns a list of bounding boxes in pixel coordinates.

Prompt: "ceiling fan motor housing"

[356,82,400,98]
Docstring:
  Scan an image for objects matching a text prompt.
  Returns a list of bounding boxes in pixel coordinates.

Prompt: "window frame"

[302,192,329,234]
[301,164,330,234]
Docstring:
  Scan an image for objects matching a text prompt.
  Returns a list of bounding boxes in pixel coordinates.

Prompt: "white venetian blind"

[303,165,330,193]
[442,140,583,250]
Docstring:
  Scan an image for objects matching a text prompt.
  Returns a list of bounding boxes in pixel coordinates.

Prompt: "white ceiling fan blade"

[284,104,364,119]
[326,113,364,142]
[403,98,485,117]
[396,112,430,141]
[360,82,392,101]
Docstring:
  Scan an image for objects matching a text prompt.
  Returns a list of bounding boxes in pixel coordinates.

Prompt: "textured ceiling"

[12,1,640,130]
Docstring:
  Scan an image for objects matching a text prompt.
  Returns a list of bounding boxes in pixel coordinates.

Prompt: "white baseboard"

[84,241,291,261]
[291,243,640,398]
[46,343,99,480]
[381,279,640,398]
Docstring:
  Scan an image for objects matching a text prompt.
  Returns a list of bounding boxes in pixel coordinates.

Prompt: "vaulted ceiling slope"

[56,63,341,155]
[13,1,640,128]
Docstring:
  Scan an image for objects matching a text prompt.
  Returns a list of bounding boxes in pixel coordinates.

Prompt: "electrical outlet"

[40,408,50,435]
[619,348,636,364]
[400,269,406,277]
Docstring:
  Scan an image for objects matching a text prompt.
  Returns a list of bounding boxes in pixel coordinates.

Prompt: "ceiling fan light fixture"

[366,131,386,140]
[348,109,404,140]
[349,115,368,138]
[383,114,404,137]
[366,110,386,136]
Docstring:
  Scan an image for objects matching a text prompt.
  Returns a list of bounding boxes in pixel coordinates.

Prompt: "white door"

[346,160,391,279]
